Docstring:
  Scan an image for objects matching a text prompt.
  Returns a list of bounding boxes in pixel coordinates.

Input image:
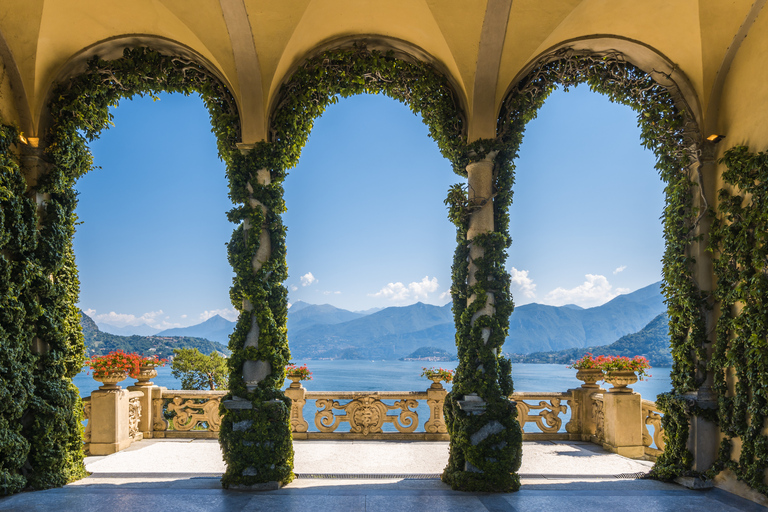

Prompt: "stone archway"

[5,45,241,493]
[496,44,712,481]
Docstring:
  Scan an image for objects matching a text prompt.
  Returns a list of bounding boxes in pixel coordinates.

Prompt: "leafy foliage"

[222,43,469,488]
[0,125,37,495]
[171,348,229,390]
[705,146,768,494]
[5,47,248,493]
[443,47,704,491]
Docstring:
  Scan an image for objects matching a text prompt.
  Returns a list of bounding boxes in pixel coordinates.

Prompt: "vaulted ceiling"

[0,0,766,145]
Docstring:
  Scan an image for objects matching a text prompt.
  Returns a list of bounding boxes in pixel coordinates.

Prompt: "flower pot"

[428,376,445,389]
[604,370,638,393]
[575,368,603,389]
[287,374,303,388]
[95,370,128,390]
[134,365,158,386]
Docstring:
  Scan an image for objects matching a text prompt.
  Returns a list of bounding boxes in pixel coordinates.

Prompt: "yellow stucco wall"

[717,6,768,153]
[0,53,21,128]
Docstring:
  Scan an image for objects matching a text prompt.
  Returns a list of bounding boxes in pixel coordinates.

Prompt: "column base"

[228,481,283,491]
[88,439,132,456]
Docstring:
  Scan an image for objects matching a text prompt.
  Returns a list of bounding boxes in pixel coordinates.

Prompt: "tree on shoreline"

[171,348,228,390]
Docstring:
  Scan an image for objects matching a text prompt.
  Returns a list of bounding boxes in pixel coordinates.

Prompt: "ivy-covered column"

[443,152,522,492]
[680,140,719,475]
[220,148,294,490]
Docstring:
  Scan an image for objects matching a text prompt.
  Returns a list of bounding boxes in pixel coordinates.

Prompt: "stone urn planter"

[134,364,159,386]
[427,375,446,389]
[575,368,603,389]
[604,370,638,393]
[96,370,128,390]
[286,374,304,388]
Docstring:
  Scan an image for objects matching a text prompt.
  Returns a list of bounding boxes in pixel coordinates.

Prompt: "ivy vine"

[705,145,768,495]
[448,48,706,488]
[3,47,244,492]
[0,41,730,495]
[0,124,37,495]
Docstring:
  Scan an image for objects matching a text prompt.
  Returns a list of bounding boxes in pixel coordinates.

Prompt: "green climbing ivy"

[221,43,469,487]
[705,145,768,495]
[0,124,38,495]
[3,47,240,493]
[445,48,706,489]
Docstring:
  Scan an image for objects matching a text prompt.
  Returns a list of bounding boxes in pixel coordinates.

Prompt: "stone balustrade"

[82,377,665,461]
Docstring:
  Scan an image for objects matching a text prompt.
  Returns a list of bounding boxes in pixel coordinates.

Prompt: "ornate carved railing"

[511,391,578,440]
[84,378,667,461]
[290,389,449,440]
[592,393,605,444]
[128,390,143,441]
[642,399,665,459]
[152,390,226,439]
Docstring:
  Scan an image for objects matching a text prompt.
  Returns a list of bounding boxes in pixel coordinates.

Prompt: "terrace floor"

[1,440,765,511]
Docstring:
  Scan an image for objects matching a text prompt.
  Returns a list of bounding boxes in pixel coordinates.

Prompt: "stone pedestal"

[568,385,605,441]
[603,391,644,458]
[88,389,133,455]
[284,381,308,433]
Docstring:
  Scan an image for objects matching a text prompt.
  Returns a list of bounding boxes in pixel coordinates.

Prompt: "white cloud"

[613,265,627,275]
[543,274,630,308]
[200,308,239,322]
[509,267,537,299]
[181,314,187,319]
[323,291,342,295]
[290,285,298,292]
[86,309,186,330]
[90,310,166,328]
[370,276,440,303]
[301,272,317,287]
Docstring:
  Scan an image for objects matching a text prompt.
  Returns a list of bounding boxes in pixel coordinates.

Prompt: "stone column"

[683,141,719,474]
[20,139,51,359]
[220,153,293,491]
[444,152,522,492]
[242,167,273,390]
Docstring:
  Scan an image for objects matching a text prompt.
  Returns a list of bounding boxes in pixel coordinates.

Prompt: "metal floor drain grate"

[614,472,649,480]
[294,473,442,480]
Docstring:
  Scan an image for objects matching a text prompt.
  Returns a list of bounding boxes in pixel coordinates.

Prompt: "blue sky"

[74,85,664,330]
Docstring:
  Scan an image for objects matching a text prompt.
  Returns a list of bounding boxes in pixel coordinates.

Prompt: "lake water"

[73,360,672,434]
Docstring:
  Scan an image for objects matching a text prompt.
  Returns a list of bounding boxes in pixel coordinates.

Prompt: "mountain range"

[89,281,667,360]
[80,311,229,359]
[510,312,672,367]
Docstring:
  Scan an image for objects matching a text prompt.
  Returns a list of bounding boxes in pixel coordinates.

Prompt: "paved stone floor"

[1,440,766,511]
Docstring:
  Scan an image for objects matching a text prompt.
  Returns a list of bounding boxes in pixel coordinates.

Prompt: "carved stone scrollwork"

[128,396,141,439]
[565,398,578,434]
[166,396,223,431]
[153,397,168,431]
[425,398,448,433]
[643,406,665,450]
[516,398,568,433]
[348,396,388,435]
[314,394,420,435]
[82,398,92,443]
[289,397,309,433]
[592,398,605,442]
